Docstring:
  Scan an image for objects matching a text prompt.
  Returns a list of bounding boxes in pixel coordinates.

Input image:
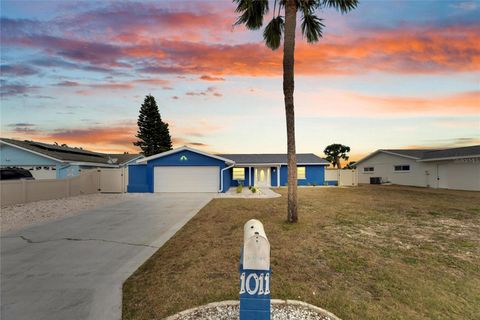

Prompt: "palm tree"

[233,0,358,223]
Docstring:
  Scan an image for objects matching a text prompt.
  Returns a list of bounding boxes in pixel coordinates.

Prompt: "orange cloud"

[296,89,480,117]
[352,90,480,115]
[3,118,226,154]
[199,75,226,81]
[135,25,479,76]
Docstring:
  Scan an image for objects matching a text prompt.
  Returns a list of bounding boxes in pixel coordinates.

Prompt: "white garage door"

[437,161,480,191]
[154,166,219,192]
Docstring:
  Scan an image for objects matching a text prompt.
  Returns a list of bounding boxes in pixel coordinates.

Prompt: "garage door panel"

[154,166,219,192]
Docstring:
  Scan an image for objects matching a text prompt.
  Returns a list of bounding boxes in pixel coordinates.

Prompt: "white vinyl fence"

[325,169,358,187]
[0,168,127,206]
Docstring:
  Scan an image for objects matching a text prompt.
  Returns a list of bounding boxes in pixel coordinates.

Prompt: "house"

[0,138,142,180]
[355,145,480,191]
[127,146,329,193]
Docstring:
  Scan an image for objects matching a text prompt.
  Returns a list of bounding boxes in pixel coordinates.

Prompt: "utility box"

[239,219,271,320]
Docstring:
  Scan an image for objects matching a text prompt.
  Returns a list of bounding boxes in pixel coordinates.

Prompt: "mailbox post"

[239,219,271,320]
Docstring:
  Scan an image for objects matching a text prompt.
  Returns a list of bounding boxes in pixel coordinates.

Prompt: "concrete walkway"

[0,193,214,320]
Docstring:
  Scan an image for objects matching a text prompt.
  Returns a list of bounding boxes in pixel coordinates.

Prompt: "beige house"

[355,145,480,191]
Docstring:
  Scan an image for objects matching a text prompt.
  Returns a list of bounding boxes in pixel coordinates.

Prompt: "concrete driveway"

[1,193,214,320]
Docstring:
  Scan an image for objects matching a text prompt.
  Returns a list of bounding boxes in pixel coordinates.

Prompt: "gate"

[98,168,126,193]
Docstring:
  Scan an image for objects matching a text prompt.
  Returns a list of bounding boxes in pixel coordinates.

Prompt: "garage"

[154,166,220,192]
[437,161,480,191]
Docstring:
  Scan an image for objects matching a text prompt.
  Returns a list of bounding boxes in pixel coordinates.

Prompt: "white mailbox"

[242,219,270,270]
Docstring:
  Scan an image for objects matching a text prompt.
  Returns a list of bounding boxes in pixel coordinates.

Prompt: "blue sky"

[1,0,479,159]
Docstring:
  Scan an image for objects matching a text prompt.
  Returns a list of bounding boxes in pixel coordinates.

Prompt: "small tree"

[344,161,356,169]
[324,144,350,169]
[134,95,172,156]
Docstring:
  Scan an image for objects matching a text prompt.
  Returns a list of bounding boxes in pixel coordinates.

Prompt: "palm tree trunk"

[283,0,297,223]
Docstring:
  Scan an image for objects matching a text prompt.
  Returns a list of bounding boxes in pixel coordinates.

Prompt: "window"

[297,166,306,179]
[363,167,374,173]
[394,165,410,172]
[233,167,245,180]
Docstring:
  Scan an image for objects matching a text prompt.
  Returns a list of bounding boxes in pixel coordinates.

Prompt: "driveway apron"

[1,193,213,320]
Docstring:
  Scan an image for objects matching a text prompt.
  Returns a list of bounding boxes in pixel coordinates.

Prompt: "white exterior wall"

[357,152,436,187]
[435,159,480,191]
[357,152,480,191]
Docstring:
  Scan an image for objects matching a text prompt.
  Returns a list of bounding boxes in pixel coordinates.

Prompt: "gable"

[356,151,419,168]
[0,144,61,166]
[146,150,227,167]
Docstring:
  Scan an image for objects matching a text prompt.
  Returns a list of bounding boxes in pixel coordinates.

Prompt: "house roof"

[216,153,329,165]
[0,138,142,166]
[355,145,480,165]
[419,145,480,161]
[136,146,235,164]
[381,149,441,159]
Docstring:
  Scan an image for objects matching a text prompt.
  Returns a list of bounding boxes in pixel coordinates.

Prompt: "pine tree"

[134,95,173,156]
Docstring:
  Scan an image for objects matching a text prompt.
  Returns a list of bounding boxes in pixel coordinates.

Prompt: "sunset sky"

[1,0,479,160]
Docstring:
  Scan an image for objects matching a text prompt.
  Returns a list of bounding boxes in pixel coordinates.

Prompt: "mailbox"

[239,219,271,320]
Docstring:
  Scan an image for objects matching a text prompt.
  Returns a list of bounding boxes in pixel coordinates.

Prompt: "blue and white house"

[127,146,329,193]
[0,138,142,180]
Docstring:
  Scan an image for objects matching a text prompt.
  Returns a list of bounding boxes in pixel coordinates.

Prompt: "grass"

[122,185,480,320]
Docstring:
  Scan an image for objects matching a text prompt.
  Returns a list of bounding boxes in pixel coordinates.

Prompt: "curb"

[164,299,341,320]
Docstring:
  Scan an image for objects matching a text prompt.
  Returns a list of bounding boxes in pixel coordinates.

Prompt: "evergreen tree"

[134,95,172,156]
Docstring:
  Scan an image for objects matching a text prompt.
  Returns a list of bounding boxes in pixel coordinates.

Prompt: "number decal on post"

[239,272,246,294]
[264,273,270,295]
[239,272,270,296]
[258,273,264,295]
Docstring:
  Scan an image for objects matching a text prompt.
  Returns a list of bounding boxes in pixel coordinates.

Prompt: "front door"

[255,167,270,187]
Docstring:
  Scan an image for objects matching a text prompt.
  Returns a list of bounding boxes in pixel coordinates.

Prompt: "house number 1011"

[239,272,270,295]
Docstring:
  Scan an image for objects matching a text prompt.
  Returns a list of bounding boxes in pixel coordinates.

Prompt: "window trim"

[393,164,411,173]
[297,166,306,180]
[232,167,245,180]
[363,166,375,173]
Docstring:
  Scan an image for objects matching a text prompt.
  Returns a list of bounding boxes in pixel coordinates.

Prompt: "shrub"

[248,186,252,190]
[313,182,317,187]
[324,182,329,186]
[251,187,257,193]
[236,184,243,193]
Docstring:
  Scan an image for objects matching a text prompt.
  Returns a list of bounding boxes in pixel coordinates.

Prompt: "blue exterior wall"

[128,150,230,193]
[271,167,278,186]
[228,165,326,187]
[0,144,60,167]
[57,165,80,179]
[279,165,325,186]
[325,180,338,186]
[128,164,149,192]
[230,167,254,187]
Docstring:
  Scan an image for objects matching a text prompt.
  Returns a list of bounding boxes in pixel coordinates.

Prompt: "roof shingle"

[216,153,329,165]
[1,138,142,165]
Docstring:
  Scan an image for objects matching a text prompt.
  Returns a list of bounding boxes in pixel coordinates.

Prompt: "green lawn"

[123,185,480,320]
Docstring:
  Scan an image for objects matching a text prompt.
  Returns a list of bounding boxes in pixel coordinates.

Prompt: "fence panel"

[325,169,339,182]
[0,170,102,206]
[99,168,124,193]
[324,169,358,186]
[338,169,358,186]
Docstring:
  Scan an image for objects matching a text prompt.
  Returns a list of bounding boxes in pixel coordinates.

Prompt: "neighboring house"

[355,145,480,191]
[0,138,143,180]
[127,146,329,193]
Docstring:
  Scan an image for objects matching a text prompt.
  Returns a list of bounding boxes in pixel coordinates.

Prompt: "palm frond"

[233,0,270,30]
[301,12,324,43]
[320,0,358,13]
[296,0,321,12]
[263,16,285,50]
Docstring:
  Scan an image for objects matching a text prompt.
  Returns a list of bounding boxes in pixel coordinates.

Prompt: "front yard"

[122,186,480,320]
